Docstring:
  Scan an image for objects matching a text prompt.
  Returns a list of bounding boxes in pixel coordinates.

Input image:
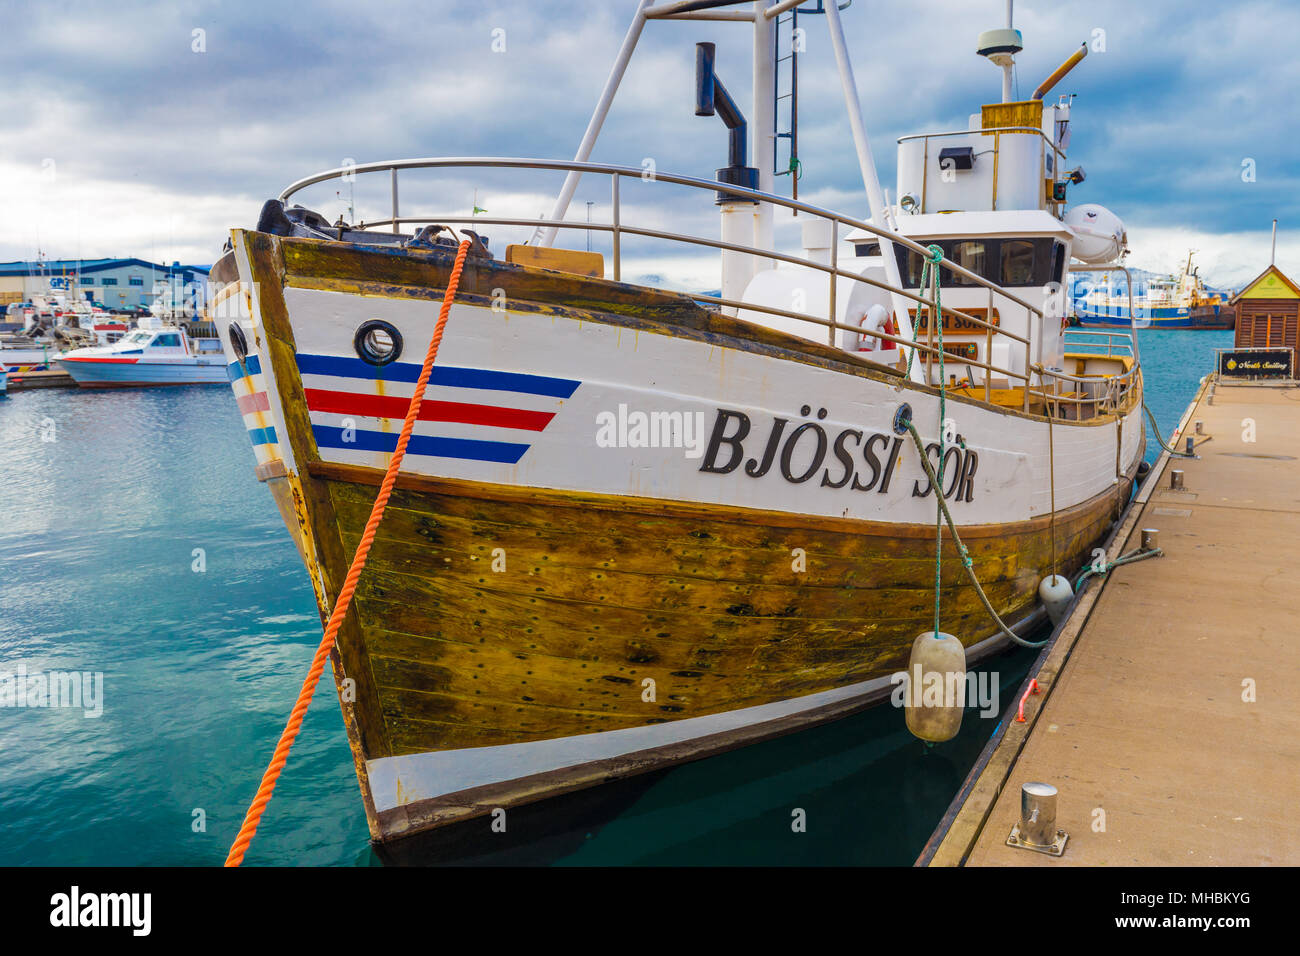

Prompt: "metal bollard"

[1194,420,1204,435]
[1141,528,1159,551]
[1006,781,1068,856]
[1170,469,1184,491]
[1185,435,1195,455]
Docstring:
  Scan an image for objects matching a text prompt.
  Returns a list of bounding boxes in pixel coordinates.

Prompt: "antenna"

[1272,219,1278,265]
[977,0,1022,103]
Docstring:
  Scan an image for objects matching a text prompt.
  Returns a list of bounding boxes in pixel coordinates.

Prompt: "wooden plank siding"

[316,461,1132,756]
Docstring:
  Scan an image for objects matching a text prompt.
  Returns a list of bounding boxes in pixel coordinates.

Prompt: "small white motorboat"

[56,315,227,387]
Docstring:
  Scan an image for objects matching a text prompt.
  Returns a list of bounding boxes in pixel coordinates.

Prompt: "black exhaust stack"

[695,42,758,204]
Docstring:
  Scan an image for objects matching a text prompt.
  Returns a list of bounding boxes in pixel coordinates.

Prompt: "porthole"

[354,320,403,366]
[228,322,249,364]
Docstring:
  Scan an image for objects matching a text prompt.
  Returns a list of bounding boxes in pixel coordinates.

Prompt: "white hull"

[248,284,1144,529]
[1,345,61,373]
[57,356,228,386]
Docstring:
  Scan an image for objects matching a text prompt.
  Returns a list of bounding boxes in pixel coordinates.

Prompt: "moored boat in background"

[56,314,226,387]
[1074,250,1235,329]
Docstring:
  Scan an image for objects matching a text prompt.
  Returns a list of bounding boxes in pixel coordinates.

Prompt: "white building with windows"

[0,258,210,313]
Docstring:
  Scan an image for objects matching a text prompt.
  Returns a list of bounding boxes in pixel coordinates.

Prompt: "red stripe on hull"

[237,391,272,414]
[303,387,555,431]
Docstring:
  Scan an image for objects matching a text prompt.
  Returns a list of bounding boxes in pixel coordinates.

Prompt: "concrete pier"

[5,369,74,390]
[922,375,1300,866]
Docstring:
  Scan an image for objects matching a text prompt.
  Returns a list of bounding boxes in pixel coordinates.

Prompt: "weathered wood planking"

[317,465,1130,756]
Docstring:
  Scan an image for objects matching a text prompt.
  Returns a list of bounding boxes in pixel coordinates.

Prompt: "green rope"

[898,247,1168,651]
[1073,546,1164,591]
[1143,401,1197,458]
[925,243,946,639]
[904,409,1168,649]
[902,419,1050,649]
[908,244,948,640]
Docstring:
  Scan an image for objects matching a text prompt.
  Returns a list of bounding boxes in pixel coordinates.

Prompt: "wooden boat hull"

[211,232,1144,844]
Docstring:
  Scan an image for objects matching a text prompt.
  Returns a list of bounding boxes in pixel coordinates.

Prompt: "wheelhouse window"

[1000,240,1035,286]
[888,236,1059,288]
[151,333,182,348]
[947,241,986,286]
[900,248,927,287]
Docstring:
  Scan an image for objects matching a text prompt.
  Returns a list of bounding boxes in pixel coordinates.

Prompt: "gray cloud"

[0,0,1295,286]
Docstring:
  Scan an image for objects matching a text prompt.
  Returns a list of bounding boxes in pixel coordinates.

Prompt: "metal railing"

[1063,328,1136,359]
[278,156,1138,418]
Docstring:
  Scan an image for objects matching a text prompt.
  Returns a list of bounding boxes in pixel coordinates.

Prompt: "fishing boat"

[211,0,1143,846]
[1074,250,1235,329]
[56,314,226,387]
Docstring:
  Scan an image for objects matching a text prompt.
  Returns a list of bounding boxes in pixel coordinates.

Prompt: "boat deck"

[921,376,1300,866]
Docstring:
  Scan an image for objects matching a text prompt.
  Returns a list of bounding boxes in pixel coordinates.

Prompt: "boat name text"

[698,407,979,501]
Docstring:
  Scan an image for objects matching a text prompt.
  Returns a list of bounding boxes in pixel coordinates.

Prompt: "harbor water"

[0,329,1228,865]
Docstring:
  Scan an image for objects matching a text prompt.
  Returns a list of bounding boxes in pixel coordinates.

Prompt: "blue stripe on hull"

[227,354,263,379]
[295,353,581,398]
[311,425,529,463]
[1076,313,1201,329]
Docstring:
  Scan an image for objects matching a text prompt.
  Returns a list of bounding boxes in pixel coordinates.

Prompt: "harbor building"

[1231,263,1300,371]
[0,258,210,312]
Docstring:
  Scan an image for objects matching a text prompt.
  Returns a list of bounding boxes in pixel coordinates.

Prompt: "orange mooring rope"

[224,238,472,867]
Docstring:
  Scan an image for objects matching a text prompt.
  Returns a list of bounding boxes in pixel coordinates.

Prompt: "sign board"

[910,307,1000,333]
[1218,349,1293,379]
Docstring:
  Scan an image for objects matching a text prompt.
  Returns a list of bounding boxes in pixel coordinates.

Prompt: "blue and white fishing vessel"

[56,315,226,387]
[1073,251,1234,329]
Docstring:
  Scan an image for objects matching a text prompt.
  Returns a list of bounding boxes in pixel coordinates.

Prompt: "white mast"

[535,0,655,247]
[823,0,922,382]
[1003,0,1014,102]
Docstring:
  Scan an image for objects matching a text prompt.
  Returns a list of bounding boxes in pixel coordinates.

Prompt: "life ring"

[857,304,896,351]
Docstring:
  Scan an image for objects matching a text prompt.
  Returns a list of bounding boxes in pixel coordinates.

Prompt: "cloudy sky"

[0,0,1295,289]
